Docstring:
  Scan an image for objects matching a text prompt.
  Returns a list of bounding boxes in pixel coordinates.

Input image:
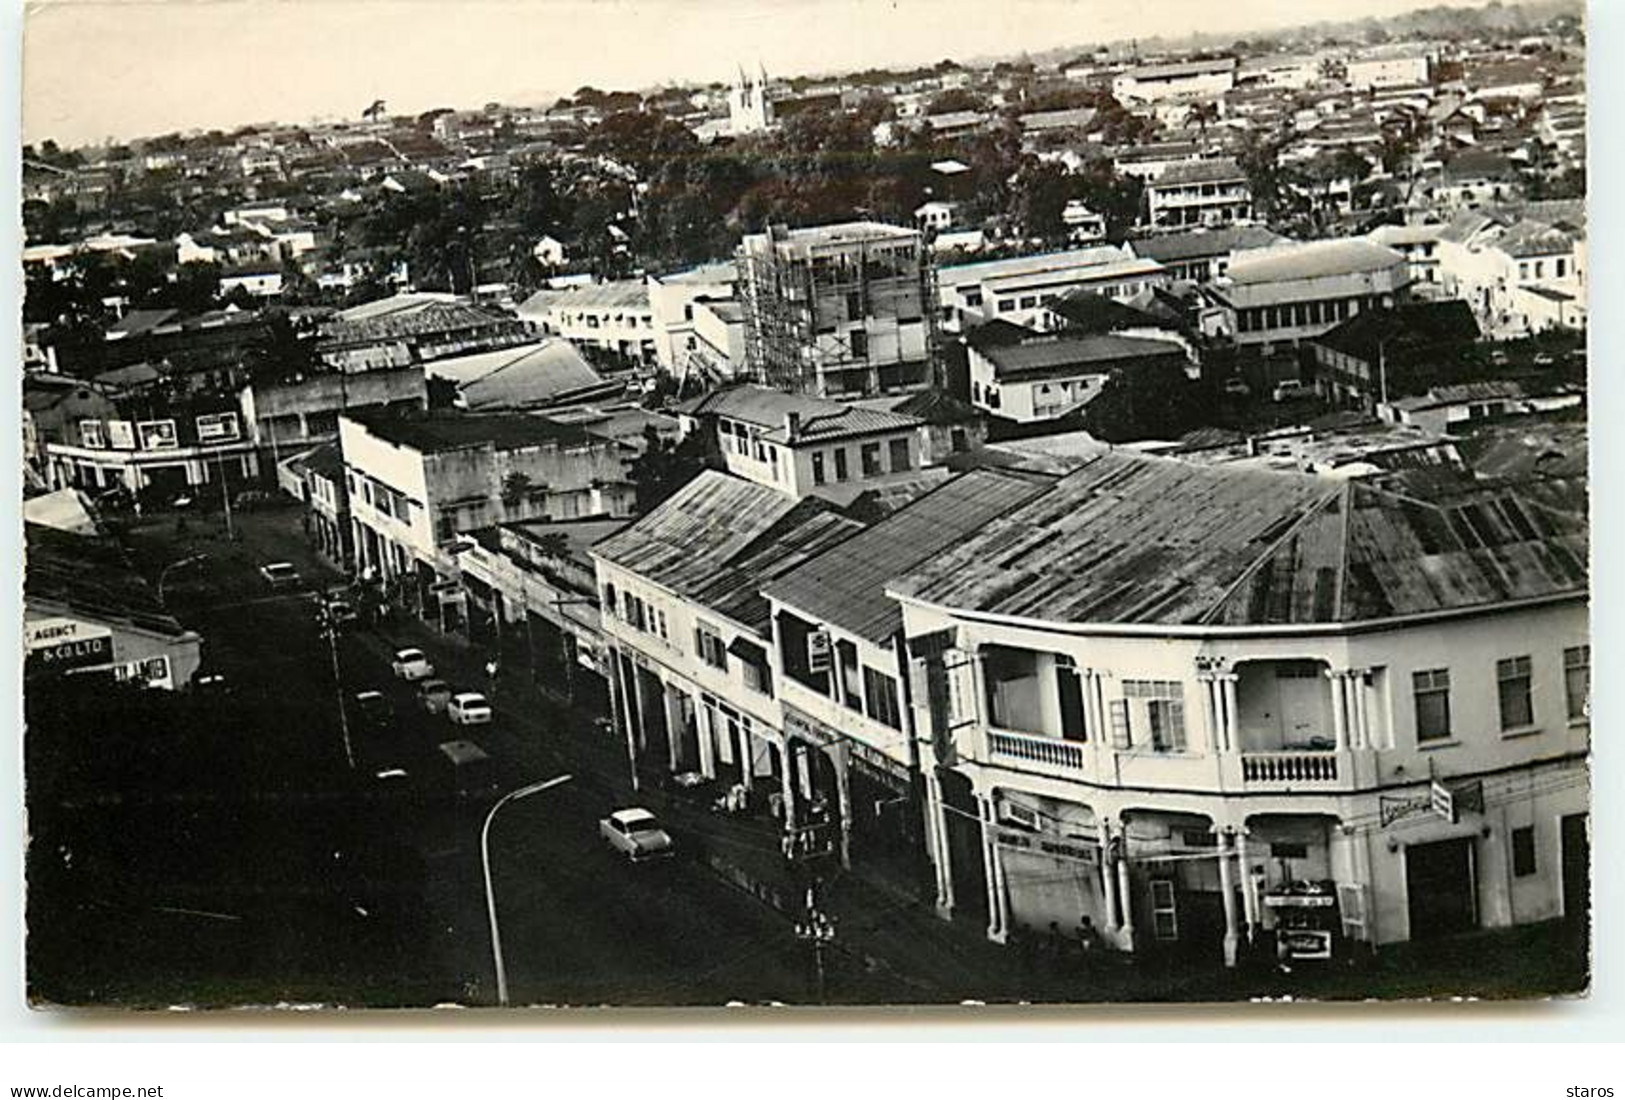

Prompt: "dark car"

[352,690,394,730]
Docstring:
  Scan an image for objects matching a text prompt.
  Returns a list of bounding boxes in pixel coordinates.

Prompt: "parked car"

[447,691,493,726]
[1533,352,1557,367]
[323,599,359,629]
[193,671,230,696]
[599,808,675,863]
[1222,376,1251,398]
[417,678,453,714]
[352,690,393,729]
[259,561,301,588]
[1271,379,1310,403]
[391,648,435,681]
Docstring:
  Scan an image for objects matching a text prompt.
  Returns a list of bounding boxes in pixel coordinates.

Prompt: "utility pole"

[217,451,235,541]
[320,604,355,771]
[795,878,836,1003]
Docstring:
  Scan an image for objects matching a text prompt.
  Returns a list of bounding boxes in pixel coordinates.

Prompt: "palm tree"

[362,99,387,123]
[1184,101,1220,137]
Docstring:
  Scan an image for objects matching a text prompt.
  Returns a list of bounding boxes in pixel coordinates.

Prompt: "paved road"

[49,504,859,1007]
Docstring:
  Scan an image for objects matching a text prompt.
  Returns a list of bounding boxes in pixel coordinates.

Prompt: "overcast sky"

[24,0,1496,147]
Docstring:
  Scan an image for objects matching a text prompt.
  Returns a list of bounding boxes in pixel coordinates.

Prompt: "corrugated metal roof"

[890,449,1586,627]
[979,332,1186,380]
[763,469,1055,643]
[1151,157,1247,188]
[1227,240,1406,285]
[592,470,863,633]
[675,384,921,443]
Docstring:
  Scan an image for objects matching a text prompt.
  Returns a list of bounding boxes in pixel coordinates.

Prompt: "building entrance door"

[1561,813,1590,925]
[1405,837,1477,941]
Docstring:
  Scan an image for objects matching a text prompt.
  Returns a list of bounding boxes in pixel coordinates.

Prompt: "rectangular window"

[1564,645,1590,720]
[888,438,911,472]
[1413,668,1452,742]
[741,656,773,698]
[1497,656,1534,730]
[1120,680,1185,752]
[1511,826,1537,877]
[849,329,868,358]
[997,299,1015,313]
[1109,699,1131,749]
[860,442,882,476]
[1149,880,1178,941]
[695,623,728,670]
[1055,656,1087,742]
[862,666,902,730]
[837,639,863,712]
[846,291,863,320]
[812,451,826,485]
[833,448,849,481]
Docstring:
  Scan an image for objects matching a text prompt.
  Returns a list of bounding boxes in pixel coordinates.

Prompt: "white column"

[1099,820,1121,931]
[991,821,1011,943]
[1328,670,1349,751]
[737,719,755,793]
[1115,829,1135,945]
[779,740,798,834]
[1237,828,1260,940]
[1351,670,1372,750]
[1083,670,1102,741]
[833,746,852,870]
[979,796,1006,943]
[695,693,716,778]
[1216,828,1240,967]
[1221,674,1240,753]
[925,770,954,916]
[1199,675,1219,753]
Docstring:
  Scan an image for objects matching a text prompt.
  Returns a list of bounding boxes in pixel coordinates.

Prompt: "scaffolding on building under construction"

[738,223,942,399]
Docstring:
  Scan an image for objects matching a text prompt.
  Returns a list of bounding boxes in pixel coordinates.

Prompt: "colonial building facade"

[887,450,1588,964]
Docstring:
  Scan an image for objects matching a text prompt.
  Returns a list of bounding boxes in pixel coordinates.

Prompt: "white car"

[259,561,301,588]
[447,691,492,726]
[599,808,675,862]
[391,648,435,681]
[1271,379,1311,403]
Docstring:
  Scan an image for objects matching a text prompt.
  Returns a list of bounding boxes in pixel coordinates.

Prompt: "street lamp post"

[481,773,573,1006]
[157,552,207,609]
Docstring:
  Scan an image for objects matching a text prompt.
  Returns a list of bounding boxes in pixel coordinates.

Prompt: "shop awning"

[726,636,769,665]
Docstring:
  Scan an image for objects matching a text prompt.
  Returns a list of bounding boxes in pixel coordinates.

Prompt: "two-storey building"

[592,471,864,822]
[1208,239,1412,349]
[886,450,1588,964]
[338,409,633,625]
[1144,158,1254,231]
[760,468,1055,884]
[673,384,934,507]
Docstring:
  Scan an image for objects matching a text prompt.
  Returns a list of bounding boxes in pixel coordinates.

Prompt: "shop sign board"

[25,618,114,677]
[138,419,179,450]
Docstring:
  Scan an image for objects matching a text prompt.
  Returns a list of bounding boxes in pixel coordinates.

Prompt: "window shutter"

[1168,699,1186,751]
[1110,700,1131,749]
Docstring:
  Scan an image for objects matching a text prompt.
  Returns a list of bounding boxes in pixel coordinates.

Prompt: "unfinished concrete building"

[737,221,936,398]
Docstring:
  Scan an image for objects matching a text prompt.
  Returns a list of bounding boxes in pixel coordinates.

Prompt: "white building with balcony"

[886,449,1589,965]
[592,470,864,823]
[1144,158,1253,231]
